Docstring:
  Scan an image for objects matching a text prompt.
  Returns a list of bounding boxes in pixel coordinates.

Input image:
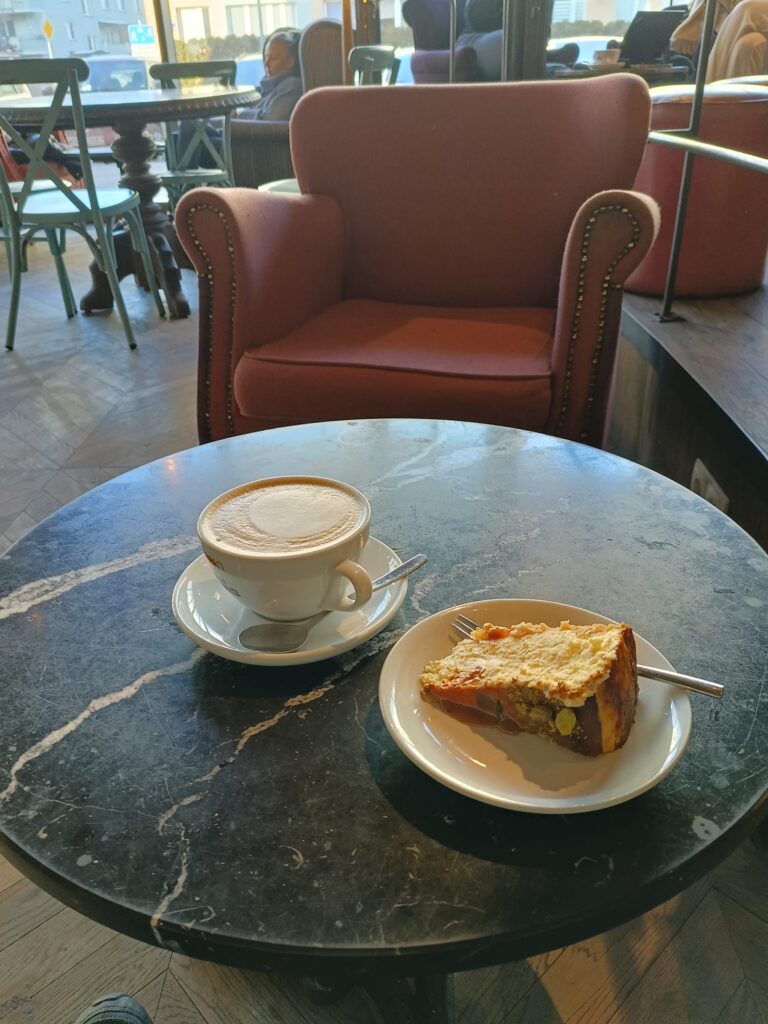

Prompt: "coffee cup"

[197,476,373,621]
[594,48,622,64]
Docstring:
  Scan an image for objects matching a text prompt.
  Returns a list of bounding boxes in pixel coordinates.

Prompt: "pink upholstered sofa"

[177,77,659,446]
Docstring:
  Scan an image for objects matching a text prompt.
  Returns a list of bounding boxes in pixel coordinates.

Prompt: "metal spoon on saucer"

[238,554,428,653]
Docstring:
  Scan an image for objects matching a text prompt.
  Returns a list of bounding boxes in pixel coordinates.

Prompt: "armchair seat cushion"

[234,299,555,429]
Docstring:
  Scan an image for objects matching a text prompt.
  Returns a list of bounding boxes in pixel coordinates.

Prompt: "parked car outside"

[81,54,149,92]
[394,48,414,84]
[235,54,265,87]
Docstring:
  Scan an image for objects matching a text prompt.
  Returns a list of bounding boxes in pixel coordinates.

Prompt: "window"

[177,7,210,41]
[100,0,109,8]
[81,0,90,12]
[226,5,249,36]
[87,33,98,49]
[261,3,296,34]
[65,22,76,40]
[117,0,125,9]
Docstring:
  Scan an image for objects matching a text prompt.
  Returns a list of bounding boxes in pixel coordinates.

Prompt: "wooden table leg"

[80,118,190,320]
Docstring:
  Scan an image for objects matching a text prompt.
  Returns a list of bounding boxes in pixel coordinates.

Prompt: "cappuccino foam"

[203,479,366,555]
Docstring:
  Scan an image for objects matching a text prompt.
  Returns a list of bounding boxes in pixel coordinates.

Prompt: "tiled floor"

[0,231,767,1023]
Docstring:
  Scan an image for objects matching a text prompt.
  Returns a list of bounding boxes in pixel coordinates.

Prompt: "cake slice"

[419,621,638,756]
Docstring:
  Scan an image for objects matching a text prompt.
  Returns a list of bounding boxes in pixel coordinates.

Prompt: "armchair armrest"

[547,189,660,447]
[176,187,344,442]
[231,118,294,188]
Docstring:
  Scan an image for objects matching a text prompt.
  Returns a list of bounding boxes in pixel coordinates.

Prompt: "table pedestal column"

[302,973,451,1023]
[80,118,190,320]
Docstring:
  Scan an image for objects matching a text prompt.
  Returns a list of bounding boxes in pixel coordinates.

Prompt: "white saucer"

[172,537,408,666]
[379,599,692,814]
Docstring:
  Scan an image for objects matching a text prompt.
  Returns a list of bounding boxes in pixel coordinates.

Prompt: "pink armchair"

[177,77,659,446]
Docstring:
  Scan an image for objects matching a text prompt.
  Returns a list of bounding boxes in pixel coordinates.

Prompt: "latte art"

[202,479,366,555]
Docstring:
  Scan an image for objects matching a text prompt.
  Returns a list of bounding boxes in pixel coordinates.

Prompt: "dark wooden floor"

[1,235,767,1022]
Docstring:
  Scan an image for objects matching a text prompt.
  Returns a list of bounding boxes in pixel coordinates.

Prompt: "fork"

[452,613,725,700]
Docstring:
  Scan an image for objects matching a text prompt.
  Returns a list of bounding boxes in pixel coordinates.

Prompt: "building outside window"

[176,6,211,41]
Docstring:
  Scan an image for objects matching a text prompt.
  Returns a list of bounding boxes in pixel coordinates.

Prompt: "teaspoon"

[238,553,427,653]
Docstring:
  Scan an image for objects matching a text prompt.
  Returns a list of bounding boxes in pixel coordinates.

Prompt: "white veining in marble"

[150,829,190,934]
[0,649,205,803]
[0,536,198,622]
[155,627,404,837]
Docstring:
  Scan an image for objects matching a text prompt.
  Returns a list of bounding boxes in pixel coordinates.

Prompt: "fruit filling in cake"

[419,621,638,756]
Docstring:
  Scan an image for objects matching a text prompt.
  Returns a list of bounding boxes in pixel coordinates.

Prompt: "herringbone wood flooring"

[1,233,767,1023]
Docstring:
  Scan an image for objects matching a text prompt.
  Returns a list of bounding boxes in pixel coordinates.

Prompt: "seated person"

[456,0,579,78]
[7,133,82,184]
[670,0,743,57]
[237,30,303,121]
[704,0,768,79]
[175,30,303,169]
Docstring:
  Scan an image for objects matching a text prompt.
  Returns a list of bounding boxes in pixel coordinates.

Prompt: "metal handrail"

[648,0,768,320]
[444,0,766,319]
[649,131,768,175]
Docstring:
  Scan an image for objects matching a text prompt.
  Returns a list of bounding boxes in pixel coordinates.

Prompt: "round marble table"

[0,84,259,318]
[0,421,766,993]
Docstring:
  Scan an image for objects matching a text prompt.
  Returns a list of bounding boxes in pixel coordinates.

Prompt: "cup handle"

[332,559,373,611]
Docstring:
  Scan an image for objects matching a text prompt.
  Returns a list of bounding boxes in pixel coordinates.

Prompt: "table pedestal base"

[81,119,190,320]
[302,973,450,1023]
[80,222,188,320]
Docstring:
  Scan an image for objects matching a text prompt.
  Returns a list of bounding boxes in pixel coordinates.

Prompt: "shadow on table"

[189,651,335,702]
[363,697,653,870]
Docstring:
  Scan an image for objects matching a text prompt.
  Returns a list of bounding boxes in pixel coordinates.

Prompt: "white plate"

[379,599,691,813]
[172,537,407,666]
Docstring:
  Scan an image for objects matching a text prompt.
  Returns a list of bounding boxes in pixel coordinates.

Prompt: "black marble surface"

[0,419,766,975]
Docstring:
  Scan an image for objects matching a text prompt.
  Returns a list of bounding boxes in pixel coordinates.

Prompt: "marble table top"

[0,419,766,976]
[0,84,260,129]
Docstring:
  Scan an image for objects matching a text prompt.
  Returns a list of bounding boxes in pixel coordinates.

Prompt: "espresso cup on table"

[197,476,373,621]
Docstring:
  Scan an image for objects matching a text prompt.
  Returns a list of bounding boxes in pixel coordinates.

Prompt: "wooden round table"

[0,420,766,1021]
[0,84,259,318]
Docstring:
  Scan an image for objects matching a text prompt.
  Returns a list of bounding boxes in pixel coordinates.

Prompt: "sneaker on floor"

[73,994,152,1024]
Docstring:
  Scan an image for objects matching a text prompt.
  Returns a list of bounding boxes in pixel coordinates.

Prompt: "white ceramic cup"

[197,476,373,621]
[594,48,622,64]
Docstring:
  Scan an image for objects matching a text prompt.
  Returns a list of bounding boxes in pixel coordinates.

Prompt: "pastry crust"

[419,621,638,756]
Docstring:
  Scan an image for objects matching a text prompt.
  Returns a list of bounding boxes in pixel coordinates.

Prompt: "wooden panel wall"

[606,324,768,553]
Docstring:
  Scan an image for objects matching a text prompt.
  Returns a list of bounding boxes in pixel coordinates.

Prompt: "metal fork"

[452,613,724,700]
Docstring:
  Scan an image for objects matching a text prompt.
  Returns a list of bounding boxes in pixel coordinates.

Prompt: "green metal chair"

[0,58,164,352]
[348,45,401,85]
[149,61,237,215]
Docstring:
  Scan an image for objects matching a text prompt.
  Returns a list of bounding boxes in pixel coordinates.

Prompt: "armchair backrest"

[402,0,467,51]
[291,76,651,307]
[299,19,344,92]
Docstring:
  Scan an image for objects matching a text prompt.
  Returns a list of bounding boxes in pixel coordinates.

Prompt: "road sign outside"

[42,18,54,39]
[129,24,156,45]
